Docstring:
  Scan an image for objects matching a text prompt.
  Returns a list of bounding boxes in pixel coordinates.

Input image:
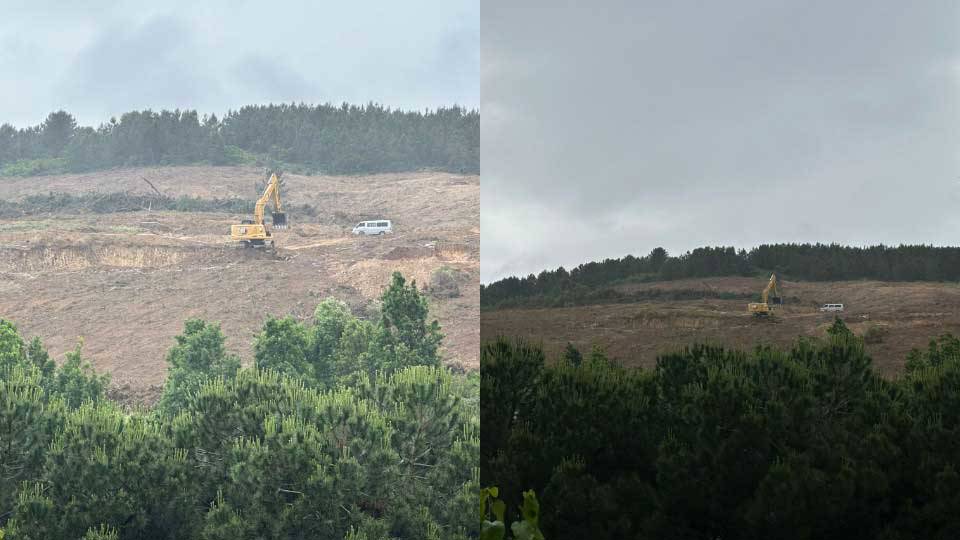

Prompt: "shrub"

[0,158,67,177]
[863,324,890,344]
[429,266,468,298]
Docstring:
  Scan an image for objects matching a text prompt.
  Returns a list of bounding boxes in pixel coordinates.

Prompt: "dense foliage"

[481,324,960,539]
[0,104,478,176]
[0,272,478,539]
[481,244,960,309]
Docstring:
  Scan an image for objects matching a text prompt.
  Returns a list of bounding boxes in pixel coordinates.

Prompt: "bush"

[429,266,468,298]
[863,324,890,344]
[50,341,110,408]
[0,158,67,177]
[222,144,257,165]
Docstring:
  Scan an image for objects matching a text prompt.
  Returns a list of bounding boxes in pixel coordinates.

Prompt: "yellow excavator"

[230,171,288,247]
[748,273,783,317]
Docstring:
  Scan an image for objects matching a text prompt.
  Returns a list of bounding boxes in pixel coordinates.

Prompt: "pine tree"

[158,319,240,415]
[380,272,443,367]
[253,316,311,378]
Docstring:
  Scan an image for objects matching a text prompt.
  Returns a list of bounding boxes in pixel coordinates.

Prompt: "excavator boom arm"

[272,179,283,213]
[760,274,780,304]
[253,173,283,225]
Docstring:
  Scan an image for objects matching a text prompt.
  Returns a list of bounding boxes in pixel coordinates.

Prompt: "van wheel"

[378,231,385,235]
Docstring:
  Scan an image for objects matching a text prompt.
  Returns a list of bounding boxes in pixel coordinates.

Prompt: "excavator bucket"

[272,212,288,229]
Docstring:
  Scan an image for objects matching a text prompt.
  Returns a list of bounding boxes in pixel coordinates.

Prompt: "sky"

[481,1,960,283]
[0,0,478,127]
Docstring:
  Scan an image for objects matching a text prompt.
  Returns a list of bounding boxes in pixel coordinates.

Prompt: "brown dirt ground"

[480,276,960,377]
[0,167,479,404]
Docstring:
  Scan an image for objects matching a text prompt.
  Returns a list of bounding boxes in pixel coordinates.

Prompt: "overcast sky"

[1,0,478,127]
[482,1,960,283]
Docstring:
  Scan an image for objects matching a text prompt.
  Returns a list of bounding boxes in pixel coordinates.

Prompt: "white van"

[819,304,844,312]
[352,220,393,236]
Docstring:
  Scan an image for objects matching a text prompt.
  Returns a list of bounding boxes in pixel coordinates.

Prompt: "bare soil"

[481,276,960,377]
[0,167,479,402]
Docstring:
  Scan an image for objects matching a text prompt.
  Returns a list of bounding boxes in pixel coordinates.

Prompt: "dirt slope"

[481,276,960,376]
[0,167,479,402]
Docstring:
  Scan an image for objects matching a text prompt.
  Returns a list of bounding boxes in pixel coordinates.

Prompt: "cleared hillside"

[0,166,479,402]
[481,276,960,375]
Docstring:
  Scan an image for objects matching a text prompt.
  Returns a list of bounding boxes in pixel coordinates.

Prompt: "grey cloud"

[231,54,321,103]
[430,8,481,106]
[60,15,224,120]
[482,0,960,282]
[1,1,478,126]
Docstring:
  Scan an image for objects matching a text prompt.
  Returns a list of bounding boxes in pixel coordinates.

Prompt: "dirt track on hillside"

[0,167,479,403]
[481,276,960,376]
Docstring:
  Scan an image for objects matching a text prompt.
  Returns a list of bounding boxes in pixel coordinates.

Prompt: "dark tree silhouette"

[482,243,960,309]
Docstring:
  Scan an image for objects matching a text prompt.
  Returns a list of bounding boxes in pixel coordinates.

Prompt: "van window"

[378,222,388,227]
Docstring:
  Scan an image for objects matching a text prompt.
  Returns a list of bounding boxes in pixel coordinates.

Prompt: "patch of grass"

[103,225,142,234]
[0,220,54,232]
[0,192,317,218]
[481,286,756,311]
[429,266,469,298]
[0,220,141,234]
[222,146,320,176]
[0,158,68,177]
[863,325,890,344]
[223,145,259,166]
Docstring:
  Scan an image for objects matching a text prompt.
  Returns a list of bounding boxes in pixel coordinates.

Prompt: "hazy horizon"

[3,101,479,130]
[482,1,960,283]
[481,239,960,284]
[2,0,478,127]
